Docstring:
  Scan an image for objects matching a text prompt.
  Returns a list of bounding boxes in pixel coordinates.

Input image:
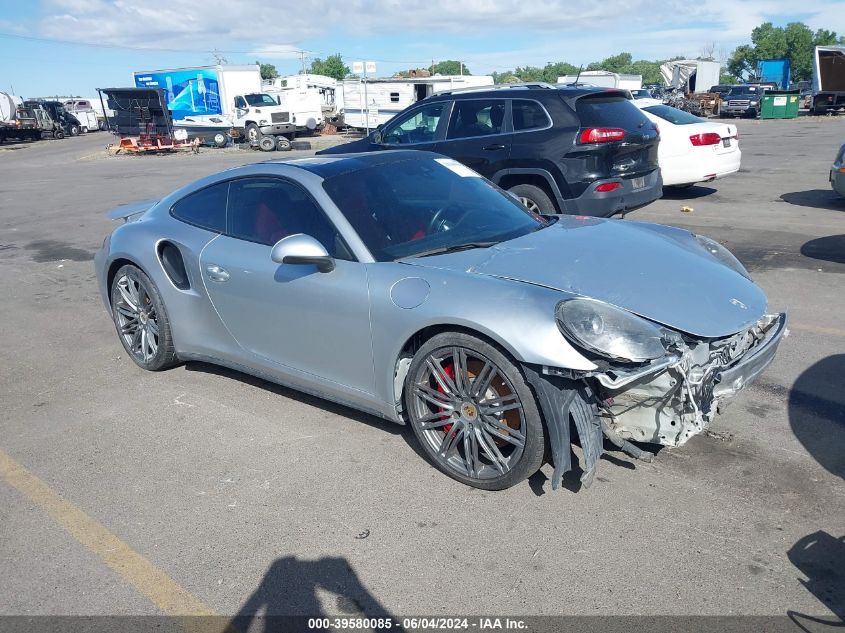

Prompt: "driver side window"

[234,96,246,109]
[382,102,447,145]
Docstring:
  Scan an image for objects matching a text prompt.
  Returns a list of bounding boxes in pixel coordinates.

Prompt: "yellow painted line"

[790,323,845,337]
[0,448,229,631]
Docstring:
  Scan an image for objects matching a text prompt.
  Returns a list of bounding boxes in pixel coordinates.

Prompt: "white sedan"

[634,102,741,188]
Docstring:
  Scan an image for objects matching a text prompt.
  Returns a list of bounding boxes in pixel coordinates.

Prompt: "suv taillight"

[579,127,625,143]
[690,132,721,146]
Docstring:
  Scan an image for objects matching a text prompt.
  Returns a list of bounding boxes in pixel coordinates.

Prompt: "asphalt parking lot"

[1,119,843,625]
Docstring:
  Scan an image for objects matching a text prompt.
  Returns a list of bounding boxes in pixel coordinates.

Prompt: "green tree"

[542,61,579,83]
[726,21,841,83]
[256,61,278,80]
[429,60,470,75]
[309,54,350,81]
[588,52,633,73]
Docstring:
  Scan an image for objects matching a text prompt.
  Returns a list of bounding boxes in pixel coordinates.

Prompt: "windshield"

[244,94,278,106]
[728,86,759,96]
[322,157,546,261]
[643,104,704,125]
[630,90,651,99]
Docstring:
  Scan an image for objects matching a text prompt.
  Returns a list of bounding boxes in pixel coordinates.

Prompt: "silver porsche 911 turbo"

[95,150,787,491]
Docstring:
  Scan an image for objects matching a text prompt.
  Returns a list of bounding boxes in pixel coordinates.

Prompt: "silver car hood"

[404,217,768,338]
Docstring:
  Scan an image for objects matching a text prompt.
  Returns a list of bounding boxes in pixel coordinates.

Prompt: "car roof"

[264,149,439,179]
[428,83,622,101]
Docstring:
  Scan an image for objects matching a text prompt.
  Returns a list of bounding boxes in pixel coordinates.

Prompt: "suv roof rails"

[435,82,557,96]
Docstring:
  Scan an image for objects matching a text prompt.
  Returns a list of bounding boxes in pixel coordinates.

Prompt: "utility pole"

[299,50,308,75]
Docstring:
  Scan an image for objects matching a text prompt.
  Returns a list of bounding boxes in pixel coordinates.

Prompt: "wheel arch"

[492,168,566,210]
[106,256,153,305]
[391,322,529,415]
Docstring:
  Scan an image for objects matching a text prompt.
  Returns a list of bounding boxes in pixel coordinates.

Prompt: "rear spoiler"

[107,199,159,222]
[558,87,628,109]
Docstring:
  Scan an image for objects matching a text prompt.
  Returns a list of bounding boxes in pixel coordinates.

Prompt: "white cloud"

[34,0,845,72]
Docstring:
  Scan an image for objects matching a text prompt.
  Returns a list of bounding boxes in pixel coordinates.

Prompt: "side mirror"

[270,234,335,273]
[372,128,384,144]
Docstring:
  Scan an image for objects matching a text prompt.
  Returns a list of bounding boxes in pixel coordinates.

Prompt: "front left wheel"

[110,265,178,371]
[404,332,545,490]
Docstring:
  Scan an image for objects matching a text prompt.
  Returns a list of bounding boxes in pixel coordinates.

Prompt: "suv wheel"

[508,184,554,214]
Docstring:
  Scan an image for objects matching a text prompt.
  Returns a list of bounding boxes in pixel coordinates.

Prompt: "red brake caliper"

[437,363,455,434]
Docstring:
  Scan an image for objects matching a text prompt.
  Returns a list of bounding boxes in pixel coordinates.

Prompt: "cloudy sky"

[1,0,844,97]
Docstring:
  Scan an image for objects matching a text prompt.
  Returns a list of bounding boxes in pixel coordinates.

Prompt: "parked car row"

[319,82,742,214]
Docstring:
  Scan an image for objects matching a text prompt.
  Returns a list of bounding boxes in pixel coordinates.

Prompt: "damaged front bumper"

[525,313,787,490]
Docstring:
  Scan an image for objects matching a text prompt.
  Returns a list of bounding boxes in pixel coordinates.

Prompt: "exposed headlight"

[750,100,758,105]
[695,234,750,278]
[556,299,669,362]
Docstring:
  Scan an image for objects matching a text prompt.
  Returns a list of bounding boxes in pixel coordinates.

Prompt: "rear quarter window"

[170,182,228,232]
[512,100,551,131]
[575,95,649,130]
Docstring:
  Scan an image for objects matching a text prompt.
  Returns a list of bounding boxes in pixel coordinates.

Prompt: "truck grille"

[271,112,290,123]
[728,99,750,107]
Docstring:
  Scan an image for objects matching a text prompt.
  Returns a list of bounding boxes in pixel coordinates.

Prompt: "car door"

[375,100,451,152]
[199,176,375,394]
[436,98,511,178]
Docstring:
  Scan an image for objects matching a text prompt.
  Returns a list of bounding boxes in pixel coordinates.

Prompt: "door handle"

[482,144,506,151]
[205,264,230,282]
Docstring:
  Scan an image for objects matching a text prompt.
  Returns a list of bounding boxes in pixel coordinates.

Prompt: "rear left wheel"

[110,265,178,371]
[507,184,555,214]
[404,332,544,490]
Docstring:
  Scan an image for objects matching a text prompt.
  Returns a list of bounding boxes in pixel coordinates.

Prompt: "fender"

[490,167,570,203]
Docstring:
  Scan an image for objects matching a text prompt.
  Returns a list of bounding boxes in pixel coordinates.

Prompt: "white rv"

[63,99,101,132]
[342,75,494,130]
[558,71,642,90]
[265,74,344,125]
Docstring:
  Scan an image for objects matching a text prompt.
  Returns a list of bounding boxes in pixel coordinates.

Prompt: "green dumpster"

[760,90,800,119]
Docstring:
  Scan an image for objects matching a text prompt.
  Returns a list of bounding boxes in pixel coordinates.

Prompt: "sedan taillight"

[690,132,722,146]
[579,127,625,143]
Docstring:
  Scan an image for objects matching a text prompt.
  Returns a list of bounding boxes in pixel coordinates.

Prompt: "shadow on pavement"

[787,531,845,630]
[788,355,845,480]
[780,189,845,211]
[800,235,845,265]
[661,185,717,200]
[230,555,405,633]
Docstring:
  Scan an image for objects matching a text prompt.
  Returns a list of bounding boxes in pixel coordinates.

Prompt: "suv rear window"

[575,95,648,130]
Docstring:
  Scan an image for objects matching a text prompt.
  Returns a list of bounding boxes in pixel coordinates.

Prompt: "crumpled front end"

[526,312,787,490]
[596,312,787,447]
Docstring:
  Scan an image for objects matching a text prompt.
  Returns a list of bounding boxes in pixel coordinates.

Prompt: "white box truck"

[558,71,642,90]
[811,45,845,115]
[133,64,297,143]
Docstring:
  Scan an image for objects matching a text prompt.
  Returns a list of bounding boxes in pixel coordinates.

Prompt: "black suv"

[319,83,661,216]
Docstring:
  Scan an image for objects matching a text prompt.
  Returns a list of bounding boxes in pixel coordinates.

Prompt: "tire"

[290,140,311,151]
[54,129,64,139]
[98,120,106,131]
[245,123,260,143]
[258,135,276,151]
[507,183,555,213]
[403,332,545,490]
[81,126,88,134]
[69,124,79,136]
[110,264,178,372]
[213,133,228,148]
[275,136,291,151]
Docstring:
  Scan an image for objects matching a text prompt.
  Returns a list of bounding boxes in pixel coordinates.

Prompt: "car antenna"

[574,65,583,86]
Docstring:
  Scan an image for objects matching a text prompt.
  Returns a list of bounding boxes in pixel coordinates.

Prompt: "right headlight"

[555,298,671,363]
